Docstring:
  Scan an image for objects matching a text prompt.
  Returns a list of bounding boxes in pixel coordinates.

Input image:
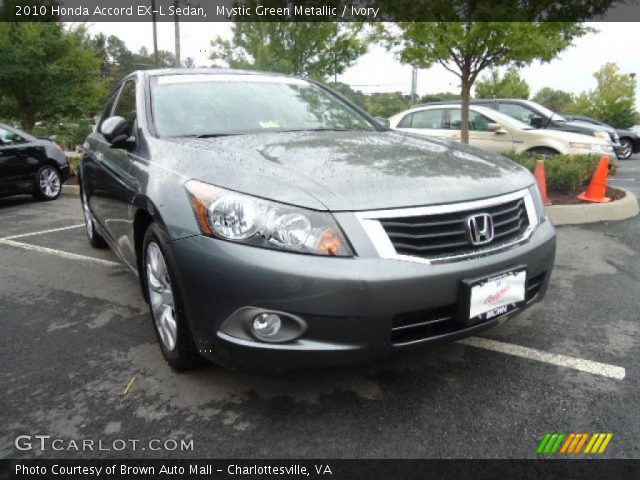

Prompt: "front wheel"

[143,224,201,370]
[81,188,107,248]
[619,138,633,160]
[528,147,559,157]
[33,166,61,201]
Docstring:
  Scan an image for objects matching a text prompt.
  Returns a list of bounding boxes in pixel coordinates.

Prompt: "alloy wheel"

[82,192,94,239]
[620,140,633,160]
[39,167,61,198]
[146,242,177,351]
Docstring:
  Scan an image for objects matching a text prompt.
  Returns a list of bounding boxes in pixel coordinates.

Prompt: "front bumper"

[171,218,556,373]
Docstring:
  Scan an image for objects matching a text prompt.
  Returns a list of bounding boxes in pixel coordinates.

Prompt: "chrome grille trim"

[356,188,539,265]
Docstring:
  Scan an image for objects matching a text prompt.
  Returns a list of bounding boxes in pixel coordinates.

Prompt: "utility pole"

[151,0,159,66]
[174,0,181,67]
[410,66,418,106]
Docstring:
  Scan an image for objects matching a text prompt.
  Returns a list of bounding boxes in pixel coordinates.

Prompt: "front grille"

[380,197,529,260]
[390,271,547,345]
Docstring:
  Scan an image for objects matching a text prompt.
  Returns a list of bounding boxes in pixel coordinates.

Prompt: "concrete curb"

[61,184,80,197]
[548,187,639,225]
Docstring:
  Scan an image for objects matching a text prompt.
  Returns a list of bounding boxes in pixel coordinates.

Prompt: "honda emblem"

[467,213,494,245]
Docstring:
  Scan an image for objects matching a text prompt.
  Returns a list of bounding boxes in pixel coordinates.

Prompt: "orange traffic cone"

[577,156,611,203]
[534,160,552,206]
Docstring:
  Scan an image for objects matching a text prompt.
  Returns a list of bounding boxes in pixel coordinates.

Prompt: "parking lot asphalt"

[0,159,639,460]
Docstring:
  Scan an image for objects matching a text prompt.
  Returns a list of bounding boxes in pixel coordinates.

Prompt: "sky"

[84,21,640,107]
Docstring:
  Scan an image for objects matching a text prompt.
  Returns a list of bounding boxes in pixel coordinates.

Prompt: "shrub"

[65,152,82,176]
[502,152,601,195]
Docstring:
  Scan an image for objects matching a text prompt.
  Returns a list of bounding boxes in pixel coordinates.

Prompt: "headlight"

[593,131,609,141]
[528,184,547,220]
[185,180,353,257]
[569,142,613,153]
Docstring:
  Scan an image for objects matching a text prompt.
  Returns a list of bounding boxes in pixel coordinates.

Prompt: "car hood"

[527,128,611,145]
[562,120,614,135]
[154,131,534,211]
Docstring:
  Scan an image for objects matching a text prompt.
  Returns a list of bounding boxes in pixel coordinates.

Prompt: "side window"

[498,103,538,125]
[97,92,118,132]
[408,109,445,129]
[398,113,413,128]
[447,109,462,130]
[0,127,26,145]
[446,110,493,131]
[113,80,137,132]
[468,111,493,131]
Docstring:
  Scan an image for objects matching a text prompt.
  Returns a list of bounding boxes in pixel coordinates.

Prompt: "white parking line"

[458,336,626,380]
[0,223,85,241]
[0,238,120,267]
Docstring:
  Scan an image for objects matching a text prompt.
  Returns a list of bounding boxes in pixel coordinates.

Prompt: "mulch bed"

[549,186,625,205]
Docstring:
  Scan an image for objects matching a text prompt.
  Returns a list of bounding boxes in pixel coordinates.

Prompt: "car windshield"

[150,74,376,137]
[523,100,565,122]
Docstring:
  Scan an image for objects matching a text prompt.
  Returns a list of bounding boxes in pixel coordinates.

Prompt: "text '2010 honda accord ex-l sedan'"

[80,69,556,373]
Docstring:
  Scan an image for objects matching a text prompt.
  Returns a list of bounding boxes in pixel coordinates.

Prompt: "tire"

[33,165,62,201]
[619,138,633,160]
[80,187,107,248]
[143,223,201,370]
[528,147,558,157]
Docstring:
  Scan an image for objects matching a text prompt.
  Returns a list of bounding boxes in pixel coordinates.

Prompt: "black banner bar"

[1,459,640,480]
[1,0,640,22]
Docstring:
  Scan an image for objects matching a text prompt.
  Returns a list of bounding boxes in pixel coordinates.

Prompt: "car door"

[394,109,450,139]
[447,109,515,154]
[0,127,42,194]
[90,79,138,265]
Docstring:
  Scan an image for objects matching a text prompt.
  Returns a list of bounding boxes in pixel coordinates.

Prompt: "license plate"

[461,268,527,324]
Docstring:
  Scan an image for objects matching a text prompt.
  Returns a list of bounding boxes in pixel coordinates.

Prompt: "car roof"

[417,98,533,107]
[134,68,297,81]
[399,104,496,115]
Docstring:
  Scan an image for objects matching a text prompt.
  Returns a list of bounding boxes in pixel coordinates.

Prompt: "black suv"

[424,99,622,159]
[565,114,639,160]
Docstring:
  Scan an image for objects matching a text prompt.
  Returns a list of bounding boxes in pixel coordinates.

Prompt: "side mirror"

[487,123,502,132]
[100,116,131,148]
[374,116,390,128]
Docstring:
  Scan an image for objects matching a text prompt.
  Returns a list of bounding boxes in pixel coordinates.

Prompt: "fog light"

[252,313,282,338]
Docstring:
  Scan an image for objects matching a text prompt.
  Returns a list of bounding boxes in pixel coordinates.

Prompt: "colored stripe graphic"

[537,433,565,453]
[538,433,613,454]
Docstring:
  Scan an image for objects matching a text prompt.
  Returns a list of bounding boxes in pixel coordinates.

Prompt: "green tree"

[332,82,368,108]
[364,92,410,118]
[0,22,105,132]
[566,63,639,128]
[475,68,530,99]
[210,22,367,80]
[381,20,590,143]
[420,92,461,103]
[532,87,573,113]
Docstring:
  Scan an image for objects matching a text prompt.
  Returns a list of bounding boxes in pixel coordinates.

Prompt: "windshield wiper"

[194,133,241,138]
[282,127,350,133]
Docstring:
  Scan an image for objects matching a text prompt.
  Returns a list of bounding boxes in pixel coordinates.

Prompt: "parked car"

[0,122,69,200]
[80,69,556,373]
[389,105,615,160]
[564,114,640,159]
[423,99,623,159]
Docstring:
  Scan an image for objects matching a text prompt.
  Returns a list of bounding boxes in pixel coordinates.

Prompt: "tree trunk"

[22,113,36,134]
[460,75,471,145]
